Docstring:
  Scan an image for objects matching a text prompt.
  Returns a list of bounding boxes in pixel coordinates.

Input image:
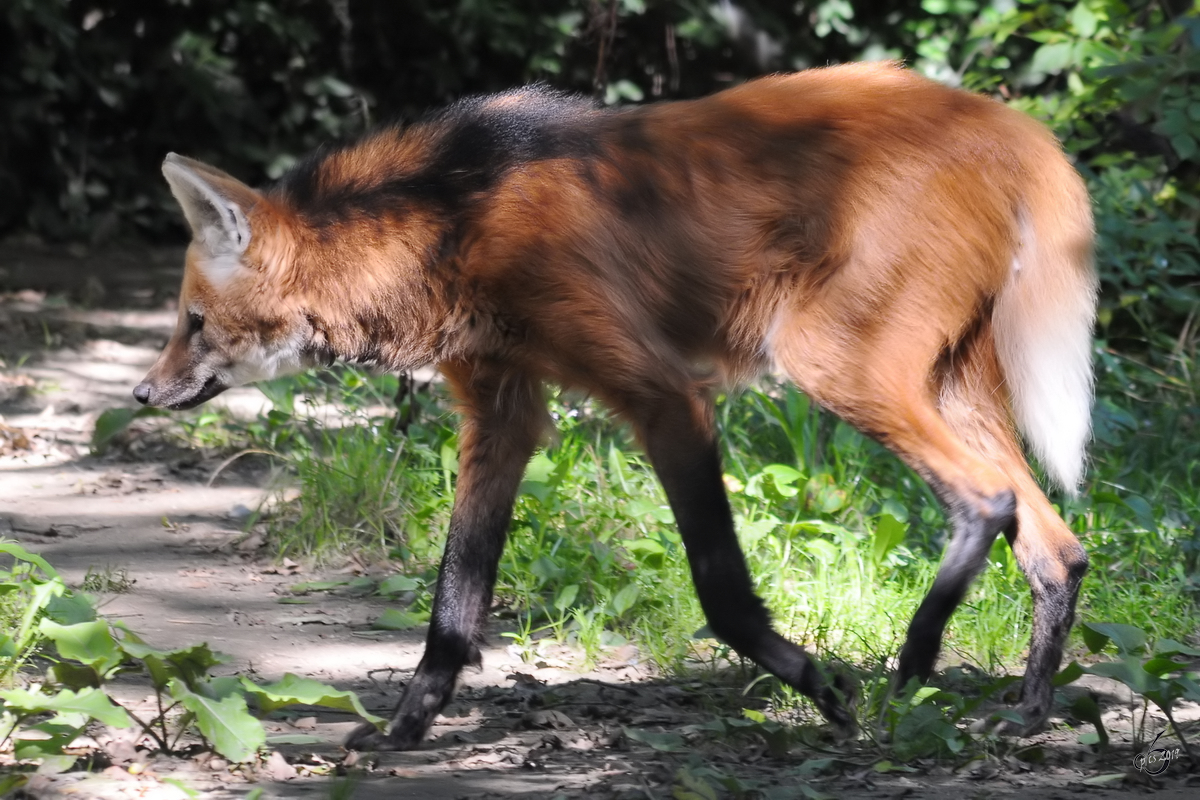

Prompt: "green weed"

[0,541,383,764]
[228,361,1199,697]
[97,330,1196,750]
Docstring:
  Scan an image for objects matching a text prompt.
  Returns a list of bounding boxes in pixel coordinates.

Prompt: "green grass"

[218,348,1199,704]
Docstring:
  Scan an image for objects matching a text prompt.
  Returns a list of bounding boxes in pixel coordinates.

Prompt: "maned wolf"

[136,62,1097,751]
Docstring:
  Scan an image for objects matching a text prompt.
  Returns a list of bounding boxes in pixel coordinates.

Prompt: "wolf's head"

[135,155,314,409]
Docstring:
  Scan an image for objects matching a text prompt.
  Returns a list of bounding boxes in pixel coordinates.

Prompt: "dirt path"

[2,241,1197,798]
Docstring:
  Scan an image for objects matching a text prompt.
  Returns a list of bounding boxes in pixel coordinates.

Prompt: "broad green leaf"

[1068,694,1108,747]
[620,0,646,17]
[377,574,420,595]
[519,454,558,502]
[0,687,131,728]
[0,541,60,579]
[1053,660,1085,686]
[1070,2,1098,37]
[881,498,909,523]
[1153,638,1200,657]
[623,537,666,561]
[1081,622,1147,655]
[796,757,837,777]
[553,583,579,612]
[170,679,265,762]
[242,673,384,725]
[1091,490,1124,506]
[40,619,122,676]
[607,446,631,489]
[530,556,565,585]
[1170,134,1197,161]
[609,583,640,616]
[8,578,66,656]
[872,514,907,566]
[599,630,627,647]
[91,407,161,452]
[522,452,556,483]
[1084,657,1166,695]
[804,538,840,565]
[1142,656,1187,677]
[892,703,959,760]
[44,592,97,625]
[120,640,228,690]
[440,442,458,475]
[1175,675,1200,703]
[92,407,136,451]
[1121,495,1158,532]
[14,721,83,760]
[738,515,780,546]
[625,498,674,523]
[833,420,863,453]
[49,662,101,690]
[1160,109,1191,137]
[762,464,802,497]
[203,676,246,700]
[991,709,1026,725]
[1031,42,1073,74]
[370,608,428,630]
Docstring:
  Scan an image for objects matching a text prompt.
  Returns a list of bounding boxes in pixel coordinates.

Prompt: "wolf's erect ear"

[162,153,260,260]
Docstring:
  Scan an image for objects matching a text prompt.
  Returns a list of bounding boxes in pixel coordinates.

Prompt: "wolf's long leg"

[346,361,545,751]
[628,389,856,731]
[770,303,1084,732]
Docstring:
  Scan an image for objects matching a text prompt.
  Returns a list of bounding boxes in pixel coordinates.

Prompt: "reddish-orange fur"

[139,62,1097,748]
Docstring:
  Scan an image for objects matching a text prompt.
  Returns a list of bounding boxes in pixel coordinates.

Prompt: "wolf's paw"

[816,671,859,739]
[344,721,423,752]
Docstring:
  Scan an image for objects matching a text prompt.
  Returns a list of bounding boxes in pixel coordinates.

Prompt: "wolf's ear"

[162,153,260,259]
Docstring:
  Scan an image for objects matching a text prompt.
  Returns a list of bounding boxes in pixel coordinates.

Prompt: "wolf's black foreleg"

[346,362,544,751]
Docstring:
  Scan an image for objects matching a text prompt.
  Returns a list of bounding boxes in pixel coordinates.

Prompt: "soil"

[1,239,1197,799]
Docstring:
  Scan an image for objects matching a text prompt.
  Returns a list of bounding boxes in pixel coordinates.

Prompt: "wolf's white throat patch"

[220,331,308,387]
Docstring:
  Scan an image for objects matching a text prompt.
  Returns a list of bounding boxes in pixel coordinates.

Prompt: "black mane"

[274,87,601,223]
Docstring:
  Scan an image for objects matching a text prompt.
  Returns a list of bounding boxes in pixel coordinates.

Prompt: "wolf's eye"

[186,311,205,336]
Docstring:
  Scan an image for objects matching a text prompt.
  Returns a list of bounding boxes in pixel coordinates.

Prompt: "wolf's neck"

[294,226,463,372]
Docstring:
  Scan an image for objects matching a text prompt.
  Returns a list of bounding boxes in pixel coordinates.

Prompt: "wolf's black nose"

[133,383,151,405]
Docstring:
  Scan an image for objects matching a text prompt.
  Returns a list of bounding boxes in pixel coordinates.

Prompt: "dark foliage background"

[1,0,1197,359]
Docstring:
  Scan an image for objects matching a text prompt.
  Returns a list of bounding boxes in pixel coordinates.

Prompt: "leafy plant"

[203,359,1199,717]
[0,541,383,765]
[0,540,94,688]
[1056,621,1200,762]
